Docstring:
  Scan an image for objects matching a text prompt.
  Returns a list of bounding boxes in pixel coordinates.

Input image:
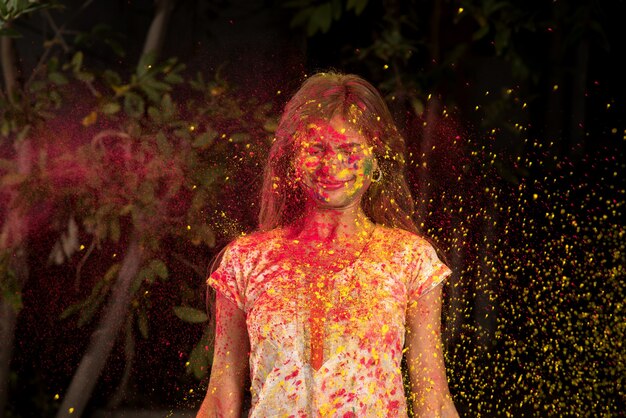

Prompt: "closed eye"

[307,145,325,155]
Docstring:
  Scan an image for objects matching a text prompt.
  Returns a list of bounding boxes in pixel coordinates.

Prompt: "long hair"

[258,72,419,234]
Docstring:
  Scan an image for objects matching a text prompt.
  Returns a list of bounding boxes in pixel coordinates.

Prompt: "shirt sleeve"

[407,240,452,302]
[206,242,245,311]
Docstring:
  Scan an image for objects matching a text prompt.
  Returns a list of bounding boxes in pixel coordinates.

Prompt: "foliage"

[286,0,368,36]
[0,0,60,36]
[0,4,277,409]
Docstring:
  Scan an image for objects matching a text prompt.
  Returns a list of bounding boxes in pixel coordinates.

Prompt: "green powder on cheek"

[363,158,373,176]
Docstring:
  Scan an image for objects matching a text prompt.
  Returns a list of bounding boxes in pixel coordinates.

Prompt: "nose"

[318,150,343,175]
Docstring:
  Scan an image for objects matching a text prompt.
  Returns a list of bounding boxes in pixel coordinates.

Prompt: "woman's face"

[293,116,377,210]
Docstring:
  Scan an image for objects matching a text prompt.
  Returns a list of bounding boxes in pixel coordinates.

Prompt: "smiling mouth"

[316,179,354,189]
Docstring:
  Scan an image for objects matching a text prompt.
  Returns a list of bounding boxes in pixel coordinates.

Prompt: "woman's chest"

[245,256,408,347]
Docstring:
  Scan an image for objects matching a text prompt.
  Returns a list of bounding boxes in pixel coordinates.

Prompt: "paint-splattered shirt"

[207,225,451,417]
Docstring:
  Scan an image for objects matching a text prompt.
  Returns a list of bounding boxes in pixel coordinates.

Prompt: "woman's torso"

[231,225,425,417]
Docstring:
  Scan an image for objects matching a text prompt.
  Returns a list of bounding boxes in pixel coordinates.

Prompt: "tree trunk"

[0,246,29,418]
[1,27,19,103]
[0,299,16,418]
[0,138,33,417]
[56,235,143,418]
[141,0,176,59]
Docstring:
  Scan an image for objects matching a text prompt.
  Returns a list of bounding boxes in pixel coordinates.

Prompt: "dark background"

[2,0,625,416]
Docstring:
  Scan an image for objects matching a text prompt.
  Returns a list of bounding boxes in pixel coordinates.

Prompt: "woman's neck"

[289,204,374,242]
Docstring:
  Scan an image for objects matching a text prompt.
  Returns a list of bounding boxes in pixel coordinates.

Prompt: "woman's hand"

[405,284,460,418]
[197,293,250,418]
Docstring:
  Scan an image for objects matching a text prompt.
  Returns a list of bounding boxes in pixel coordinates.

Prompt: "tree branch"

[1,27,20,104]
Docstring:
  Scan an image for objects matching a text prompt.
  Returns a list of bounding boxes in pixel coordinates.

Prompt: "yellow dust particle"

[186,225,191,230]
[458,7,464,13]
[54,394,59,400]
[79,244,85,250]
[69,408,74,414]
[383,64,389,70]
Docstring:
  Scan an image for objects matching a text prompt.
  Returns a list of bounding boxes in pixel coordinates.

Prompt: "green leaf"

[60,301,82,320]
[173,306,208,323]
[192,130,218,148]
[110,217,121,243]
[347,0,368,15]
[308,3,333,35]
[139,81,161,103]
[77,286,108,327]
[28,80,47,93]
[160,93,175,119]
[102,101,121,115]
[130,274,143,296]
[103,69,122,87]
[230,132,250,143]
[137,308,149,339]
[137,52,156,77]
[494,26,511,55]
[188,335,210,379]
[71,51,83,72]
[290,7,312,29]
[104,38,125,57]
[48,72,68,86]
[124,92,145,118]
[137,181,155,205]
[164,71,183,84]
[473,24,490,41]
[104,263,122,282]
[0,261,22,312]
[155,131,173,157]
[147,106,161,123]
[1,173,27,187]
[147,258,168,280]
[75,71,95,83]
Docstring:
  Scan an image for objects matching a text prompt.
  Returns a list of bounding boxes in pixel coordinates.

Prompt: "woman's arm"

[197,293,250,418]
[405,284,459,418]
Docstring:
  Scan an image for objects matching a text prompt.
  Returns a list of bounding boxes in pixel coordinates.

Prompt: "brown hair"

[258,72,419,234]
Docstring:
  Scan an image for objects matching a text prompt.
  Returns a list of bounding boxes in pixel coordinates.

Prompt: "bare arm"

[405,284,459,418]
[197,293,250,418]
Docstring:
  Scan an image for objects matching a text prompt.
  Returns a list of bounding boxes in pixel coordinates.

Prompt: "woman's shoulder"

[224,228,284,253]
[375,224,432,249]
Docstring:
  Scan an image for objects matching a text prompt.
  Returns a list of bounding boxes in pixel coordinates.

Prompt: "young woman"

[197,72,459,417]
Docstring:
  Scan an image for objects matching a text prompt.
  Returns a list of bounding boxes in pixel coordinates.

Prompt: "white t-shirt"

[208,225,451,417]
